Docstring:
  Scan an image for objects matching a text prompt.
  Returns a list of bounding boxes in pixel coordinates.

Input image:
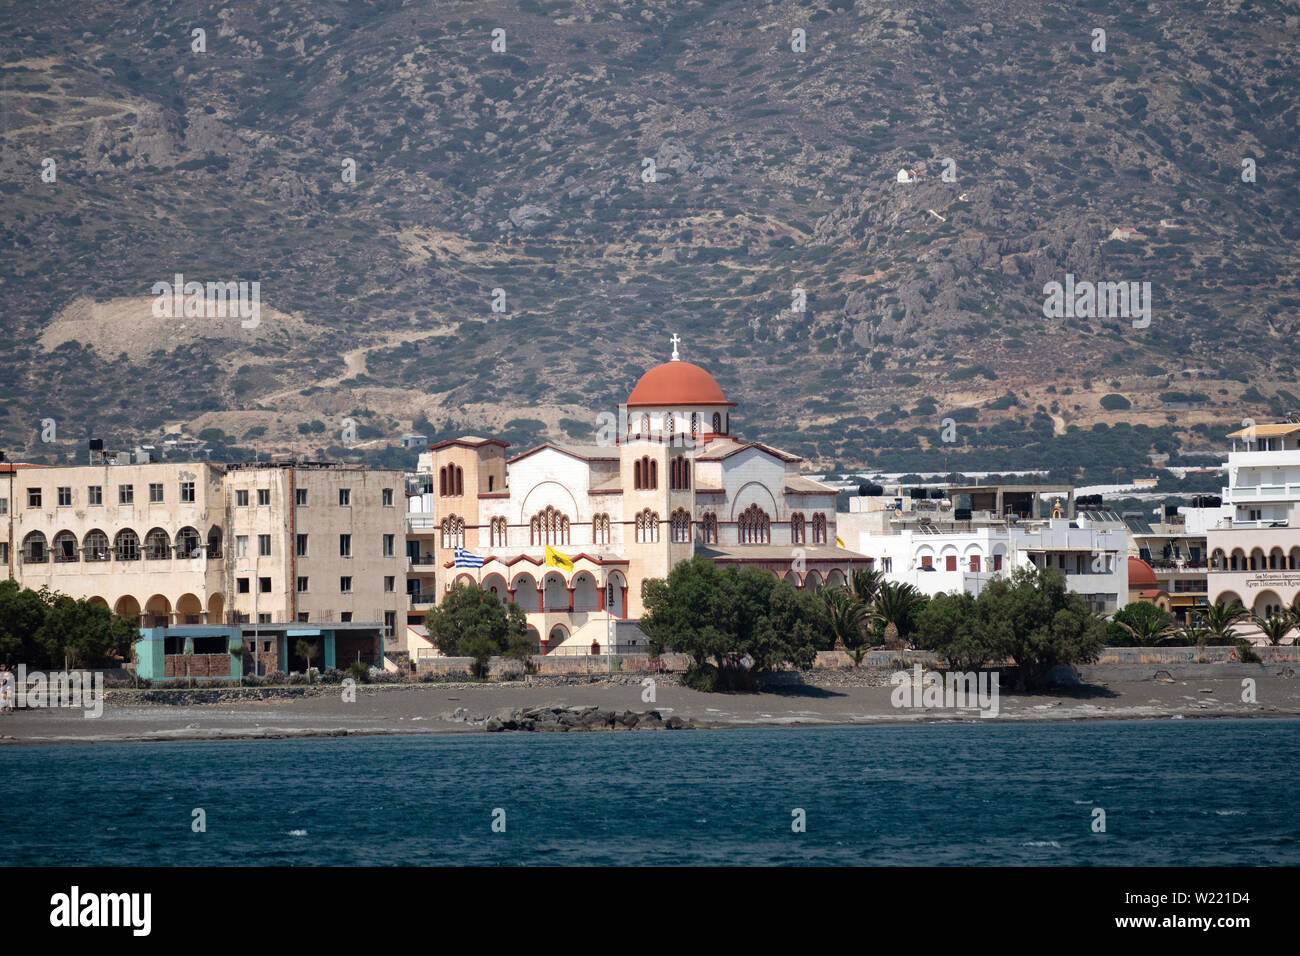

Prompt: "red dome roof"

[626,361,734,408]
[1128,556,1158,588]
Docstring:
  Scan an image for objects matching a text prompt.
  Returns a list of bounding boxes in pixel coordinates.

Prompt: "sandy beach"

[2,666,1298,744]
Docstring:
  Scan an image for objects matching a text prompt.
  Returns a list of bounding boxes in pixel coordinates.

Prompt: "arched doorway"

[176,593,203,625]
[481,573,508,600]
[1252,590,1284,619]
[606,571,627,617]
[510,573,539,612]
[542,573,568,612]
[144,594,171,627]
[571,572,598,611]
[207,592,225,625]
[114,594,142,625]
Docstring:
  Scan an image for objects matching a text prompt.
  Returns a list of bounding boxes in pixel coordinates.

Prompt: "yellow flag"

[836,536,845,548]
[545,545,574,572]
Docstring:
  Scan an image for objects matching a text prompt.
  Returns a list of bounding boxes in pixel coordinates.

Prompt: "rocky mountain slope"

[1,0,1297,474]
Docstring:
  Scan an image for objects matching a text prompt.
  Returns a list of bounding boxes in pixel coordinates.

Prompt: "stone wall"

[1098,645,1300,664]
[413,653,692,678]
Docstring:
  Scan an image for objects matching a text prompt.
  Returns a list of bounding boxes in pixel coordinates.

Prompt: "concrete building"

[1125,506,1212,623]
[2,459,404,676]
[1200,422,1300,620]
[838,484,1128,614]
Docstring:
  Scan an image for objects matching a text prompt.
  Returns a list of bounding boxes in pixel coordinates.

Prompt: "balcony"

[407,515,437,533]
[1228,485,1299,501]
[408,554,439,570]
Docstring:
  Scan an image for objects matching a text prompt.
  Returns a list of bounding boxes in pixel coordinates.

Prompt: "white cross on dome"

[670,333,681,361]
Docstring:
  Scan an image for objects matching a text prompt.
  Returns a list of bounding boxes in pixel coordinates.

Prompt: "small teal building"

[135,622,384,680]
[135,626,243,681]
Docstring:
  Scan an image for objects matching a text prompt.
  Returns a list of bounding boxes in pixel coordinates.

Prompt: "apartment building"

[3,458,406,675]
[838,484,1128,614]
[1197,422,1300,620]
[1125,501,1216,624]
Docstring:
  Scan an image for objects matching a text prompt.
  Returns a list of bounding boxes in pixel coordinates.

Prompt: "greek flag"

[453,547,484,568]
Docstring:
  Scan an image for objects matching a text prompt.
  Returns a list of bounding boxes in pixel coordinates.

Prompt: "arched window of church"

[671,508,691,543]
[455,466,464,496]
[637,509,659,543]
[711,412,721,433]
[812,513,827,545]
[641,413,650,435]
[530,507,569,546]
[739,504,770,545]
[701,512,718,544]
[649,459,657,489]
[666,413,674,436]
[790,512,805,544]
[439,467,447,496]
[691,413,699,439]
[669,455,690,490]
[441,515,465,550]
[634,460,642,490]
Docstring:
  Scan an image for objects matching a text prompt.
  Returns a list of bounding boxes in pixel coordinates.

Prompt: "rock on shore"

[462,705,695,732]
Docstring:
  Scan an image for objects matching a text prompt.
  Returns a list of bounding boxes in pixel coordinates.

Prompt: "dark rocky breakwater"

[466,705,700,732]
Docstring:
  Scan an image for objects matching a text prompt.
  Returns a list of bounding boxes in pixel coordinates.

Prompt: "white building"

[838,485,1128,614]
[1200,422,1300,619]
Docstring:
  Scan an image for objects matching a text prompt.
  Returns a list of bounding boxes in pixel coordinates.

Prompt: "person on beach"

[0,669,14,713]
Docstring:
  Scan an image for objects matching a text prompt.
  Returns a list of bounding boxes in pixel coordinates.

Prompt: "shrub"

[682,663,718,692]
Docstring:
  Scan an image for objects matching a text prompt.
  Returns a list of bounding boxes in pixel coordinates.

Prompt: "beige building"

[405,346,867,654]
[3,459,406,642]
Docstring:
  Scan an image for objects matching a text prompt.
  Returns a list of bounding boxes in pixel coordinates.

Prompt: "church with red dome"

[406,339,867,654]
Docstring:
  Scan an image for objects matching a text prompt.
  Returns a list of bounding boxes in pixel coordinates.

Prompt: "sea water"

[0,719,1295,865]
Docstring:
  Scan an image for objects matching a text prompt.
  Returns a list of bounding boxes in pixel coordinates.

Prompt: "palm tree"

[1116,613,1178,645]
[874,581,924,652]
[823,588,870,666]
[1288,593,1300,622]
[1200,601,1248,644]
[1253,613,1294,647]
[849,567,884,609]
[295,639,319,682]
[1177,623,1213,650]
